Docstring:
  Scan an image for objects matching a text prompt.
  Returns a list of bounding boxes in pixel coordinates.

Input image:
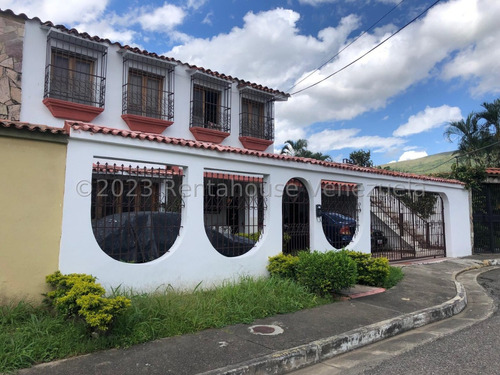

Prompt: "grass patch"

[0,276,329,373]
[382,266,404,289]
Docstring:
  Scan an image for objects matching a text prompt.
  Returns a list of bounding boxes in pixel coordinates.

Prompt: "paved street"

[291,267,500,375]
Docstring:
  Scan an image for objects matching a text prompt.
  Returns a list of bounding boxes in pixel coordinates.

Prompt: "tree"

[348,149,373,167]
[281,139,332,161]
[444,98,500,168]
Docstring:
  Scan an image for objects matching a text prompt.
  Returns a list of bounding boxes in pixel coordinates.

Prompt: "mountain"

[379,151,456,175]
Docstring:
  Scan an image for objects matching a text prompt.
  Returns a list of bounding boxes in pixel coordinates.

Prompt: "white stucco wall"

[59,127,473,292]
[19,21,277,153]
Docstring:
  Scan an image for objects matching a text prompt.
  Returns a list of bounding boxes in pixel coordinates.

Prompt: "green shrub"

[295,250,357,296]
[346,251,390,287]
[382,266,404,289]
[267,253,299,279]
[45,271,131,333]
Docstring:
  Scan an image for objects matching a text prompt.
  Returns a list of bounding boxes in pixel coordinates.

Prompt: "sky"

[1,0,499,166]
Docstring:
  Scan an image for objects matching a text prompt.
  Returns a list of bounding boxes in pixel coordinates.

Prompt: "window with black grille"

[320,180,359,249]
[240,90,274,141]
[122,52,175,121]
[44,30,107,107]
[190,73,231,132]
[203,171,265,257]
[91,161,184,263]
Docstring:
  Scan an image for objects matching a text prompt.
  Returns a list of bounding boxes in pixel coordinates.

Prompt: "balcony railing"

[239,113,274,140]
[122,83,174,121]
[44,64,105,107]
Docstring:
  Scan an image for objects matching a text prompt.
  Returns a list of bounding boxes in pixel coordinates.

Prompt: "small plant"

[45,271,131,333]
[236,231,261,242]
[346,251,390,287]
[295,250,357,296]
[267,253,299,279]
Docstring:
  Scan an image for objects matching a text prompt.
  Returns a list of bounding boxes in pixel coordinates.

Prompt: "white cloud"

[307,128,405,153]
[202,11,213,25]
[138,3,186,32]
[398,150,428,162]
[169,9,360,88]
[393,105,463,137]
[298,0,338,5]
[0,0,108,23]
[186,0,207,10]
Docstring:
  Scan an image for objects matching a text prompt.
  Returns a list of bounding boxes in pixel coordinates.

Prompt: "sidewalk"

[18,257,500,375]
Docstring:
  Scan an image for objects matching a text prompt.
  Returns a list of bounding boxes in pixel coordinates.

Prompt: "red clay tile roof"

[486,168,500,175]
[0,9,289,98]
[0,120,68,135]
[66,121,464,186]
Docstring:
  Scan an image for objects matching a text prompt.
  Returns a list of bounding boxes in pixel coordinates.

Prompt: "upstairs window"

[122,52,175,122]
[127,69,163,119]
[240,93,274,141]
[190,73,231,133]
[44,30,107,108]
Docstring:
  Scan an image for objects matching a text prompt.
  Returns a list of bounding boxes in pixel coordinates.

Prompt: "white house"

[0,9,473,299]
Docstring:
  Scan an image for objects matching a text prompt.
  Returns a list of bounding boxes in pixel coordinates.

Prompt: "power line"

[290,0,442,96]
[288,0,407,92]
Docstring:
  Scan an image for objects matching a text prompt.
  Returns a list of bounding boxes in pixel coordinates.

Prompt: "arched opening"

[203,171,266,257]
[320,180,359,249]
[91,160,184,263]
[282,178,310,255]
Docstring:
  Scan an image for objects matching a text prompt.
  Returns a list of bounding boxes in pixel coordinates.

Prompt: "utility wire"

[288,0,406,92]
[290,0,442,96]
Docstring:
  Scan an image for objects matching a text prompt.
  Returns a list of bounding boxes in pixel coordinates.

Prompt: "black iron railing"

[45,64,105,107]
[204,172,265,257]
[91,161,184,263]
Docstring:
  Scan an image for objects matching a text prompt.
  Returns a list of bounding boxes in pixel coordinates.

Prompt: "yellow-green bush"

[267,253,299,279]
[236,232,261,242]
[346,251,390,287]
[45,271,131,333]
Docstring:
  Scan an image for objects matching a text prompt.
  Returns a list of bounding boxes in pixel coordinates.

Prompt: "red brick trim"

[189,127,230,143]
[43,98,103,122]
[239,136,273,151]
[121,114,173,134]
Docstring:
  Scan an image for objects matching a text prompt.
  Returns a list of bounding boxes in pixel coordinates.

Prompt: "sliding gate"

[370,187,446,261]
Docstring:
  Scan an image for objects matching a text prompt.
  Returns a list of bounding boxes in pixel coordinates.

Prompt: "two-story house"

[0,8,473,302]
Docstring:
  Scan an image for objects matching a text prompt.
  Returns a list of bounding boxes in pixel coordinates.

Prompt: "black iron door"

[282,179,309,255]
[473,184,500,253]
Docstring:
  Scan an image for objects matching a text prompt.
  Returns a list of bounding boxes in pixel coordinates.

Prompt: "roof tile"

[0,120,68,135]
[66,121,464,186]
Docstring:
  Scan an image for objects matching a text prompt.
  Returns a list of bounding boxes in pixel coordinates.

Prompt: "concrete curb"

[200,263,481,375]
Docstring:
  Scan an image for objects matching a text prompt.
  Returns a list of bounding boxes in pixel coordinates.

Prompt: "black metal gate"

[282,178,309,255]
[472,183,500,253]
[370,187,446,261]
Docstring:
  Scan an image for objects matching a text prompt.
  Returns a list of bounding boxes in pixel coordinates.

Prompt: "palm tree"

[280,139,332,161]
[477,99,500,138]
[444,114,493,167]
[281,139,309,157]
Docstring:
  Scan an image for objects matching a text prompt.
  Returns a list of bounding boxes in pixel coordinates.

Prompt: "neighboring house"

[0,9,473,302]
[472,168,500,254]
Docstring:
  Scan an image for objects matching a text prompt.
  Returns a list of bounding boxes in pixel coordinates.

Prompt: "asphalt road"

[291,267,500,375]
